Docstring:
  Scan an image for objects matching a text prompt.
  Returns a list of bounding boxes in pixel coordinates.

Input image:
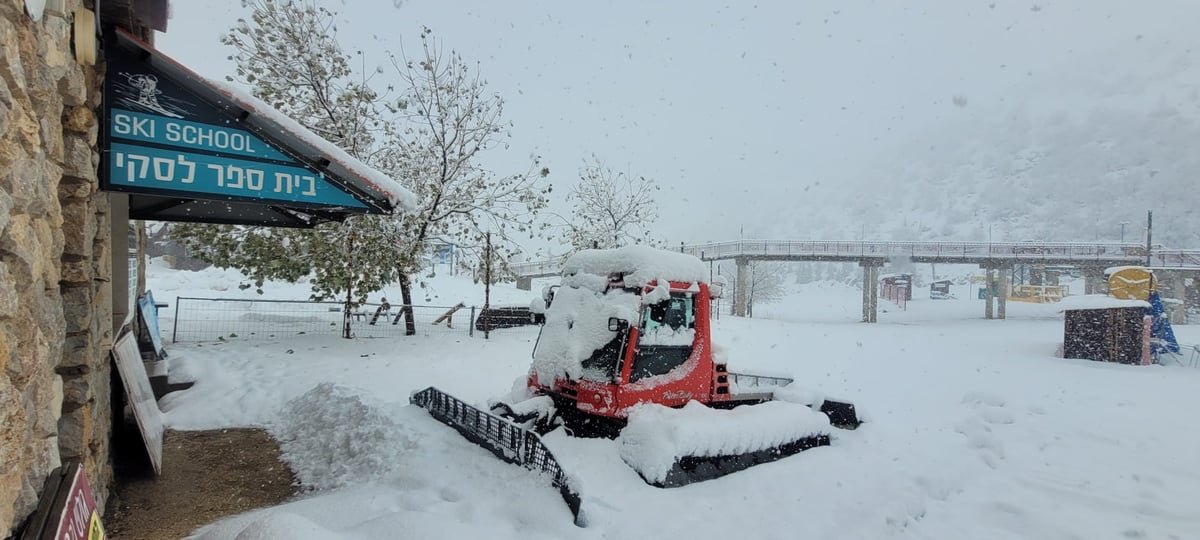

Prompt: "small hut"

[929,279,953,300]
[1059,295,1151,364]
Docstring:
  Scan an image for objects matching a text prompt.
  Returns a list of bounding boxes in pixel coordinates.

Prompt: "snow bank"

[531,283,639,383]
[198,511,343,540]
[562,245,708,287]
[1057,294,1149,311]
[618,401,831,485]
[273,383,415,492]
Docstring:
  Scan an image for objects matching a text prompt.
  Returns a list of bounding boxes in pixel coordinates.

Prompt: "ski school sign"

[99,29,395,227]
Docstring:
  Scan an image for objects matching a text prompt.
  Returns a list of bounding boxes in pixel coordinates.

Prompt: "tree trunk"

[343,285,353,339]
[399,272,416,336]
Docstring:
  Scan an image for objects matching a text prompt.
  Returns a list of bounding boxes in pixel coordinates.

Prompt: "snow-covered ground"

[146,263,1200,539]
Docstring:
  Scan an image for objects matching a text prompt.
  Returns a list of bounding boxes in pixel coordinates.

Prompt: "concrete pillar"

[734,257,749,317]
[862,264,871,322]
[869,265,880,323]
[983,265,995,319]
[1082,266,1106,295]
[998,266,1010,320]
[861,262,880,323]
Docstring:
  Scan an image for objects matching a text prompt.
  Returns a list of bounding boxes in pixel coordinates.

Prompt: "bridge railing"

[509,259,563,277]
[508,242,1200,278]
[682,240,1152,261]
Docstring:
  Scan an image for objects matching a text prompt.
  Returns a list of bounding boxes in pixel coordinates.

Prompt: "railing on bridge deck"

[507,241,1200,278]
[681,240,1154,262]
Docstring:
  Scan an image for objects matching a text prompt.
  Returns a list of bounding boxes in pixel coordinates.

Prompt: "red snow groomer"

[411,246,861,521]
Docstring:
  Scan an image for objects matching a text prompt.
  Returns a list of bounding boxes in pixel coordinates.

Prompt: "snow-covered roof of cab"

[102,29,418,228]
[561,245,709,287]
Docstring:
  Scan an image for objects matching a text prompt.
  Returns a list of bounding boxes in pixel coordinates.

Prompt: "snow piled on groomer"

[618,400,832,485]
[530,246,709,383]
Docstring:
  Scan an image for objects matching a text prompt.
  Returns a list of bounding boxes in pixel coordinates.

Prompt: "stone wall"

[0,1,111,535]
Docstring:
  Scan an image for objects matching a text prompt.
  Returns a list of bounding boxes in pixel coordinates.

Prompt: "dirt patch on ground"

[104,428,298,539]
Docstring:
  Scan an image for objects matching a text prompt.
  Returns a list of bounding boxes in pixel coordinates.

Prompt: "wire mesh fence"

[167,296,535,342]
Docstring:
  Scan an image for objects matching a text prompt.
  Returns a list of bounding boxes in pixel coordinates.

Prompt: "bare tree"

[558,156,659,251]
[384,27,551,335]
[746,261,788,317]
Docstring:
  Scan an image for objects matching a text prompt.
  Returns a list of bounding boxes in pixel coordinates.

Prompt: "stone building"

[2,1,156,533]
[1,1,412,534]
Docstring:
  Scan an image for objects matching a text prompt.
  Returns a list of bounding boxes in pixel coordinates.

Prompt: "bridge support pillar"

[734,257,749,317]
[860,261,881,323]
[997,266,1010,320]
[516,276,532,291]
[1082,266,1107,295]
[982,264,995,319]
[1157,269,1192,324]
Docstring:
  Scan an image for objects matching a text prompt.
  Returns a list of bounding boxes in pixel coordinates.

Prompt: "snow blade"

[649,433,831,488]
[410,387,585,527]
[819,399,861,429]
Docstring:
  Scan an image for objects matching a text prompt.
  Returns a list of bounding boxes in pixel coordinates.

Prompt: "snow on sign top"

[562,245,709,287]
[1057,294,1150,311]
[203,78,418,213]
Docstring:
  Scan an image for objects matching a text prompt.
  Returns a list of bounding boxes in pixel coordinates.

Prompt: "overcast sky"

[156,1,1199,251]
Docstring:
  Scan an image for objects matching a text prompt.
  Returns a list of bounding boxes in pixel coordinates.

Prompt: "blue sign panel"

[110,143,366,208]
[101,31,379,214]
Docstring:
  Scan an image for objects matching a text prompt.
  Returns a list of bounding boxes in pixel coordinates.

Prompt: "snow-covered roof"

[561,245,709,287]
[1057,294,1150,311]
[204,77,418,212]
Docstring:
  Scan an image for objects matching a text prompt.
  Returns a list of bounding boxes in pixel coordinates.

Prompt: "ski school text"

[110,109,285,159]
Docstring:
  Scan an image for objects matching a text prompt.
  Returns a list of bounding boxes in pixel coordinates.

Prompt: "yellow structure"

[1008,284,1070,303]
[1107,267,1156,300]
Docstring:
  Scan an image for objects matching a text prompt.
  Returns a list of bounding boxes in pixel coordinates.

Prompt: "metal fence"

[167,296,523,342]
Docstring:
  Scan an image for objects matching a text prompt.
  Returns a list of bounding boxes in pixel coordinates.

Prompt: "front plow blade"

[410,387,585,526]
[647,433,830,488]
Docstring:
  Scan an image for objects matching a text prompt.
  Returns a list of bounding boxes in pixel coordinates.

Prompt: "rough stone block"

[0,262,15,317]
[60,285,92,335]
[61,106,94,134]
[60,199,95,258]
[60,134,95,181]
[59,332,92,369]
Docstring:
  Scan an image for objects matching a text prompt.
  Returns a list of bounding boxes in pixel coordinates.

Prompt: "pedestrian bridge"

[507,240,1200,322]
[511,240,1200,278]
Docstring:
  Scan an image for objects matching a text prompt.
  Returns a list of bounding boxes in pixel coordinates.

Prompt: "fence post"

[469,306,476,337]
[172,296,181,343]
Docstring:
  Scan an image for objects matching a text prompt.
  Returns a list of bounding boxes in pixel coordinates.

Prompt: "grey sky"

[156,1,1198,250]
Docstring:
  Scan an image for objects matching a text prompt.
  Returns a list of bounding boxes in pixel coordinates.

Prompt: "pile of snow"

[531,282,639,383]
[273,383,415,492]
[618,401,831,485]
[562,245,708,287]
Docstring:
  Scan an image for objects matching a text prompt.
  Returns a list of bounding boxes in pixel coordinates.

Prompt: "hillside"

[760,31,1200,248]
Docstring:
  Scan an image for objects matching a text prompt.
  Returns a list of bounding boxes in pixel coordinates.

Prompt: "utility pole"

[1145,210,1152,267]
[484,232,492,340]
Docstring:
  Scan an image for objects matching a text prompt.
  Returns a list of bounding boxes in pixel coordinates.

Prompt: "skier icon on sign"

[120,72,184,119]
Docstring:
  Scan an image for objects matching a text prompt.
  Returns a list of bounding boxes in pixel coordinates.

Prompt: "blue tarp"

[1147,292,1180,356]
